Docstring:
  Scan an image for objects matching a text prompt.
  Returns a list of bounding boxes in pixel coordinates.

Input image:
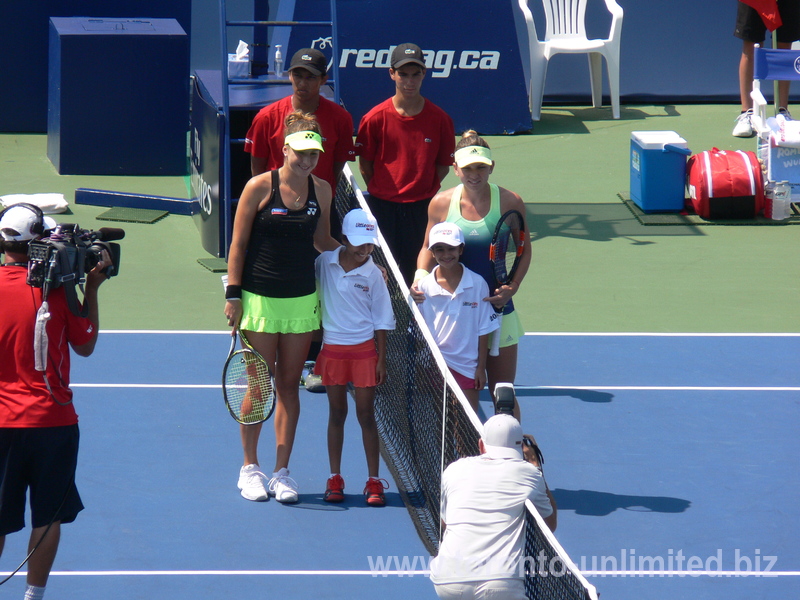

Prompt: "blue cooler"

[630,131,691,212]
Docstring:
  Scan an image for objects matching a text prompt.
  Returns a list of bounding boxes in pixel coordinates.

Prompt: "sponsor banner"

[287,0,532,134]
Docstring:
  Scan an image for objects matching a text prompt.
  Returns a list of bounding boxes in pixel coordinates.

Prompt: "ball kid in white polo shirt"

[314,208,395,506]
[416,222,499,414]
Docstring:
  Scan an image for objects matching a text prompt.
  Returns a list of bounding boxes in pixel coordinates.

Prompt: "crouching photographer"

[0,203,120,600]
[430,384,557,600]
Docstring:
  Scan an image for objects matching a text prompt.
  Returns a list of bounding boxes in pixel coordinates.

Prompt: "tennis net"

[333,166,598,600]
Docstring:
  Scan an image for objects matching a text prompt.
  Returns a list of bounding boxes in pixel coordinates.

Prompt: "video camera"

[26,223,124,316]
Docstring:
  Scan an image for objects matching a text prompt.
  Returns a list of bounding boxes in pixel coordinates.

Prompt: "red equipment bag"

[686,148,764,219]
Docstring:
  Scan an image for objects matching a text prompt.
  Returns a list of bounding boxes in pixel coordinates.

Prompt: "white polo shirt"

[429,455,553,584]
[315,247,395,346]
[417,265,499,379]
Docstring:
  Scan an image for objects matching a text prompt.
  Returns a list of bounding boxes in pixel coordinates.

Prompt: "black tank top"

[241,170,321,298]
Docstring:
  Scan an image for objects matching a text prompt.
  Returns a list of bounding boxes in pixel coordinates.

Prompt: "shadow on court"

[284,491,405,511]
[527,203,704,244]
[552,488,692,516]
[533,105,682,135]
[517,388,614,403]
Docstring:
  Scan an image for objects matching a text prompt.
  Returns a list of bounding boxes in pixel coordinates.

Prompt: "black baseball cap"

[391,43,426,69]
[289,48,328,76]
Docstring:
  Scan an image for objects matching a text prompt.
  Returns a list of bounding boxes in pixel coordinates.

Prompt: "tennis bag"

[686,148,764,219]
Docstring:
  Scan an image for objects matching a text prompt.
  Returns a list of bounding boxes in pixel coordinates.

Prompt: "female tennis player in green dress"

[414,131,532,419]
[225,111,340,503]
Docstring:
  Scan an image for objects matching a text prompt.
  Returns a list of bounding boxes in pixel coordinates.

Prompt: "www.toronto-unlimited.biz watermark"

[366,549,781,578]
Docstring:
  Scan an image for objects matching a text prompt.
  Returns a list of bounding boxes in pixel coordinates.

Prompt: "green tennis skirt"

[240,290,320,334]
[498,309,524,349]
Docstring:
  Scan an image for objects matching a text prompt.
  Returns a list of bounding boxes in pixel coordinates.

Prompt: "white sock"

[273,467,289,478]
[24,584,45,600]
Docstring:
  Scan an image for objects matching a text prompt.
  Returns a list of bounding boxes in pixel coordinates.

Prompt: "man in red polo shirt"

[356,42,455,285]
[244,47,356,205]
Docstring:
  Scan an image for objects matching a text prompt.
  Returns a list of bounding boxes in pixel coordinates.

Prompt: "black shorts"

[0,425,84,535]
[734,0,800,44]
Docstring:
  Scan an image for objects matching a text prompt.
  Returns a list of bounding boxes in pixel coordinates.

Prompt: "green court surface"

[1,104,797,333]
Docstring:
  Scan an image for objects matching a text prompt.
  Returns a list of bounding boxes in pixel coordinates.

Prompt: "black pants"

[366,195,431,287]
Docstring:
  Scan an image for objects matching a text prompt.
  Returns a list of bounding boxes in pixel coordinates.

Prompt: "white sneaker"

[238,464,269,501]
[299,362,312,387]
[269,468,299,503]
[732,109,755,137]
[779,107,793,120]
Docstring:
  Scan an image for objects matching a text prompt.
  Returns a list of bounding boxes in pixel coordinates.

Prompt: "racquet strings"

[505,219,523,276]
[224,349,273,424]
[492,213,524,285]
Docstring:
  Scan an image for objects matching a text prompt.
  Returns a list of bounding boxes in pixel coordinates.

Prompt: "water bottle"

[274,45,283,78]
[772,180,791,220]
[783,182,793,219]
[764,182,775,219]
[783,184,793,219]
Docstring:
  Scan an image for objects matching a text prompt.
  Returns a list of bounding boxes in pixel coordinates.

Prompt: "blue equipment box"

[47,17,189,175]
[630,131,691,212]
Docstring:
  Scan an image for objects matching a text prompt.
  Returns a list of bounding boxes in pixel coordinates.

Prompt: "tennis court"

[1,104,799,599]
[0,331,797,599]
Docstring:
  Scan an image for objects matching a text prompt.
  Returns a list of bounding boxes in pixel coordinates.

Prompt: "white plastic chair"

[518,0,623,120]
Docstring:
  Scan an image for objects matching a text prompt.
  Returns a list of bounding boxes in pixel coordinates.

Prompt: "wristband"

[414,269,429,283]
[225,285,242,300]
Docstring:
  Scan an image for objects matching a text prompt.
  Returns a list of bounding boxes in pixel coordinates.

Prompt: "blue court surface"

[1,332,797,600]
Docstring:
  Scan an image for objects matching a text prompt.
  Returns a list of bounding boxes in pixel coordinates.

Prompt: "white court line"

[516,385,800,392]
[524,332,800,337]
[72,384,219,389]
[101,330,229,334]
[96,331,800,337]
[3,569,797,578]
[5,570,430,577]
[583,570,799,577]
[69,384,800,392]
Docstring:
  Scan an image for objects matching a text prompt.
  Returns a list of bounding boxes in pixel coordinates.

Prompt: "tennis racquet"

[488,209,526,357]
[222,329,276,425]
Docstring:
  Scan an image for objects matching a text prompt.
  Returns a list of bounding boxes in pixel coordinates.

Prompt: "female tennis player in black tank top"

[224,111,341,503]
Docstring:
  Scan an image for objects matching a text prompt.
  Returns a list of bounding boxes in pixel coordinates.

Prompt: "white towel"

[767,115,800,148]
[0,193,68,214]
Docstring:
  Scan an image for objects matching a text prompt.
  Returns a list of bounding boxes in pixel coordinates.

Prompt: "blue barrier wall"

[189,0,774,104]
[3,0,797,133]
[189,0,797,131]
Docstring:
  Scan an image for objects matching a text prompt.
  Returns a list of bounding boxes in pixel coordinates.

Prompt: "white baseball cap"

[0,204,57,242]
[428,222,464,249]
[342,208,380,246]
[482,414,524,459]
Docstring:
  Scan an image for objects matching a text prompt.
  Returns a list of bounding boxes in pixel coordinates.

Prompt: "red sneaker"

[363,478,389,507]
[324,474,345,503]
